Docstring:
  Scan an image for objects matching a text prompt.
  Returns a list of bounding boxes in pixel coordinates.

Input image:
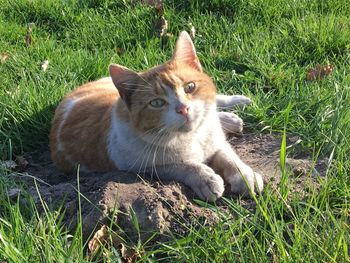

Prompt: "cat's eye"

[184,82,196,94]
[149,98,166,108]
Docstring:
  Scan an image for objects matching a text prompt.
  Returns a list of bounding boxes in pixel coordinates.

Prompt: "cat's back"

[66,77,116,99]
[50,77,119,172]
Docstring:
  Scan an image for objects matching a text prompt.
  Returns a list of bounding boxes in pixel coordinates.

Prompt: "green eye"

[184,82,196,94]
[149,98,166,108]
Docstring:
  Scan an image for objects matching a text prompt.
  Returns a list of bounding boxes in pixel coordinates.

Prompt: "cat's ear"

[172,31,202,72]
[109,64,139,107]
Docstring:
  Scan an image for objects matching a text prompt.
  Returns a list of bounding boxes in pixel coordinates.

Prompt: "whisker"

[141,129,165,176]
[128,125,167,172]
[135,124,168,175]
[150,129,168,179]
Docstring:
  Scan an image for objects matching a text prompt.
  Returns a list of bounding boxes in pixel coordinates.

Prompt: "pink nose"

[176,104,190,116]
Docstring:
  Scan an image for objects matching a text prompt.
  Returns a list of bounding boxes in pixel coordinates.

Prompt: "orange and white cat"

[50,31,263,201]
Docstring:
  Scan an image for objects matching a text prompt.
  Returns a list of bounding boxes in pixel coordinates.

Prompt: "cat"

[50,31,263,201]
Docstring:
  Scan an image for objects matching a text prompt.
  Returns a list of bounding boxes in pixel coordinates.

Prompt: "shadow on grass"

[1,103,57,159]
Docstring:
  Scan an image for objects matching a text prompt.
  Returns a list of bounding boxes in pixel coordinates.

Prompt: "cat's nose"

[176,104,190,116]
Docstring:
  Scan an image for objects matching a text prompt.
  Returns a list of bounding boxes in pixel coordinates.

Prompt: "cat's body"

[50,31,263,201]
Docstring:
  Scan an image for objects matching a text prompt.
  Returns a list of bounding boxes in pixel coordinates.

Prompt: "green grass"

[0,0,349,262]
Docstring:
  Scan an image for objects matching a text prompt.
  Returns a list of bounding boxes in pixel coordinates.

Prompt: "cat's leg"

[209,143,263,196]
[216,94,251,108]
[218,112,244,134]
[146,162,225,201]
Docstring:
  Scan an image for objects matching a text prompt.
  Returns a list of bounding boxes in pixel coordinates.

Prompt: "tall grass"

[0,0,349,261]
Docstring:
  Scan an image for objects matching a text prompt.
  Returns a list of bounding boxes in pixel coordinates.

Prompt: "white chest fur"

[107,103,226,173]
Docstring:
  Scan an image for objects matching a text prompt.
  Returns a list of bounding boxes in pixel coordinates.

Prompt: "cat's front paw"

[193,167,225,202]
[218,112,244,134]
[228,165,264,196]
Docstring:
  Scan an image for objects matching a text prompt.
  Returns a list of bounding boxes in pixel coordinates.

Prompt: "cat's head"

[109,31,217,137]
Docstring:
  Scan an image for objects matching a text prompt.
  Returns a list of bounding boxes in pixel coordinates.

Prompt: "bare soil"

[8,133,327,244]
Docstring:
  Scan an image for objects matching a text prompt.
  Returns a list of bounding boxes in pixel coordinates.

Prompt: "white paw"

[216,94,252,108]
[228,165,264,196]
[193,168,225,202]
[229,95,251,107]
[218,112,244,134]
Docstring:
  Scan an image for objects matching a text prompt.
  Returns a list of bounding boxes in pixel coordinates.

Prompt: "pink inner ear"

[109,64,132,82]
[172,31,202,72]
[109,64,139,103]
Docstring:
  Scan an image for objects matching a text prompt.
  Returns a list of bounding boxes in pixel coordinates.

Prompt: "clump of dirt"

[8,133,327,244]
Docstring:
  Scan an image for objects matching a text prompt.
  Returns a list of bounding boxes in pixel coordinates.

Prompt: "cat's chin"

[177,122,193,132]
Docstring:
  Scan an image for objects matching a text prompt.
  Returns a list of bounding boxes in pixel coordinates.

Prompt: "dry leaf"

[118,243,140,263]
[0,53,9,63]
[88,225,109,254]
[139,0,163,15]
[307,64,334,81]
[154,0,164,16]
[88,225,141,262]
[189,23,196,39]
[155,15,168,37]
[25,23,34,47]
[115,47,124,55]
[112,233,141,262]
[140,0,162,6]
[15,155,29,170]
[41,59,49,71]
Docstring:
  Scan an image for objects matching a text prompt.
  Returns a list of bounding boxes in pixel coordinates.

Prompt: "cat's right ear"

[109,64,139,107]
[172,31,202,72]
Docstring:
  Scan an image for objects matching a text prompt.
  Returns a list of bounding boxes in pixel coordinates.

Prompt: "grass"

[0,0,349,262]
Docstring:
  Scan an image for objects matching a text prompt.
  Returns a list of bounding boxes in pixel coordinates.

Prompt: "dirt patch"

[230,133,327,183]
[7,133,327,244]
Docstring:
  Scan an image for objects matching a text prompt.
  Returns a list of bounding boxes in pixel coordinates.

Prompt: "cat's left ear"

[172,31,202,72]
[109,64,139,107]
